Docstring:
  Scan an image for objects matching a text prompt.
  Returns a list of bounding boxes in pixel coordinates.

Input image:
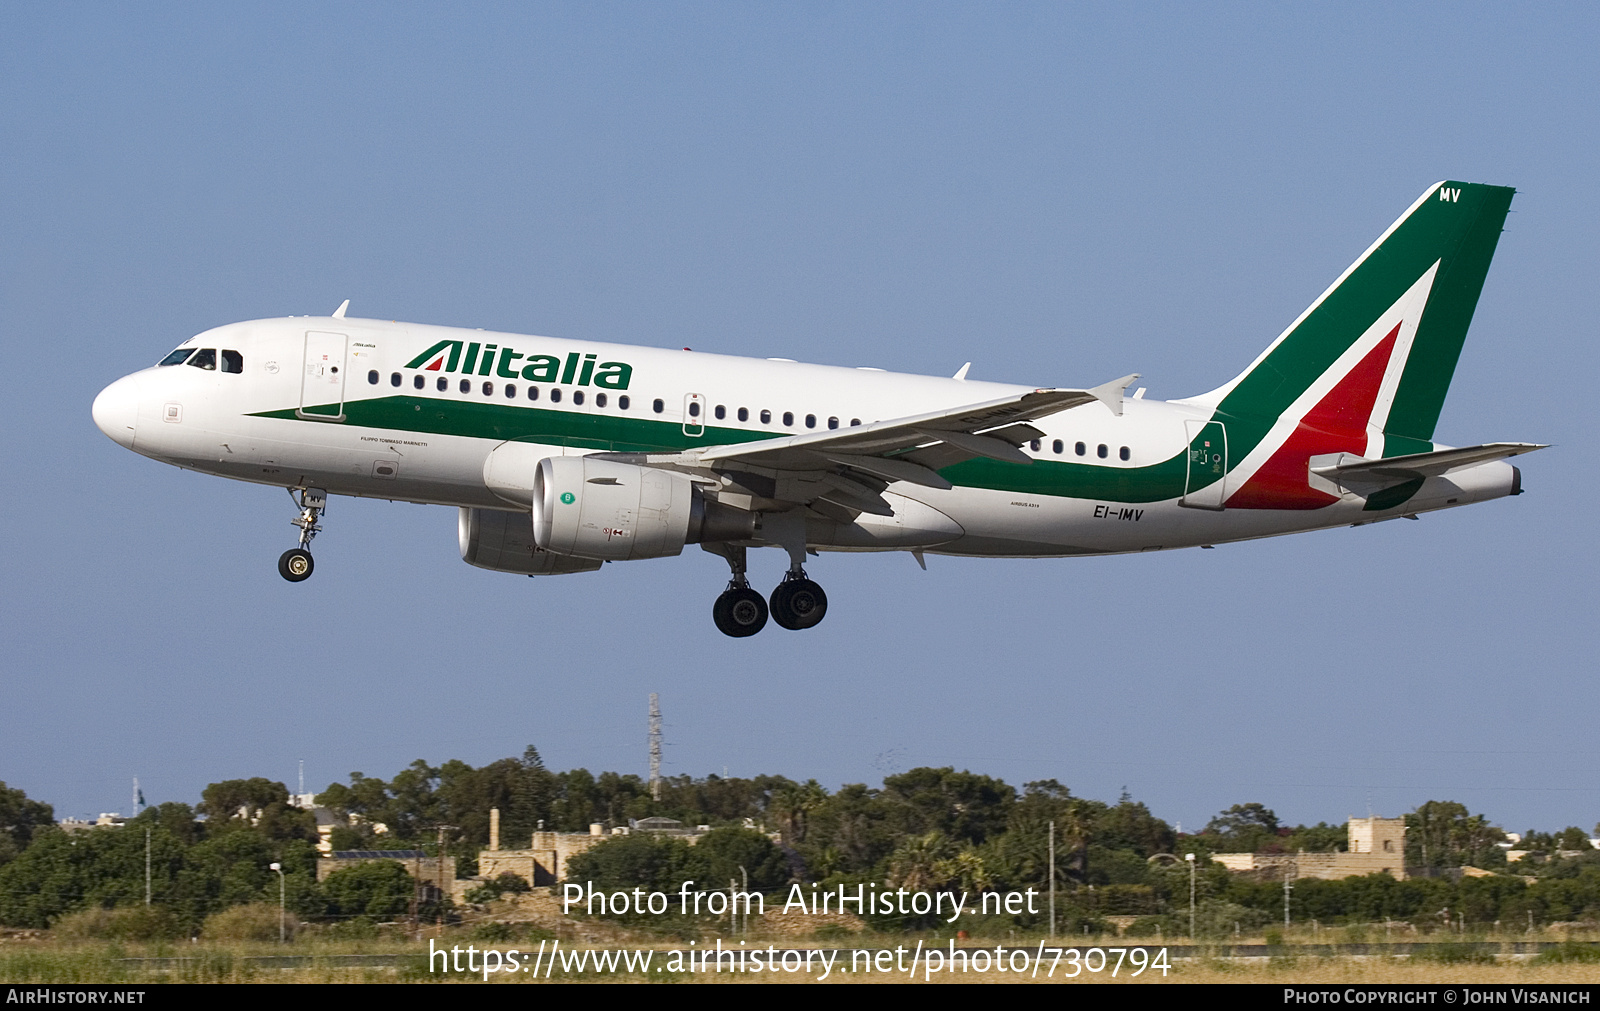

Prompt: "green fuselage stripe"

[252,396,1193,503]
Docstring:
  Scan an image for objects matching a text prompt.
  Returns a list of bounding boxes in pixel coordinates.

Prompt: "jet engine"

[459,507,602,576]
[528,456,753,561]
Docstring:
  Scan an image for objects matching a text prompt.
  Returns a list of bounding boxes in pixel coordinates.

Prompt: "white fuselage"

[92,316,1518,560]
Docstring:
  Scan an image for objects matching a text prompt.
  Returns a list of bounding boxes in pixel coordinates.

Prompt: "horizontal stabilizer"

[1311,442,1547,492]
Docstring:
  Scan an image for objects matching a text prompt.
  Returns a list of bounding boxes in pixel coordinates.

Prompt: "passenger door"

[299,331,347,421]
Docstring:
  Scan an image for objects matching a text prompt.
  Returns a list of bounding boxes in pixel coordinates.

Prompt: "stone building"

[1210,815,1407,881]
[316,849,457,890]
[475,809,709,886]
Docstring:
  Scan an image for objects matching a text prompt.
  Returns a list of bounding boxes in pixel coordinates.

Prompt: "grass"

[1,928,1597,984]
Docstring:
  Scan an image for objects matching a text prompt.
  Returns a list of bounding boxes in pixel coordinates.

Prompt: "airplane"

[92,180,1543,637]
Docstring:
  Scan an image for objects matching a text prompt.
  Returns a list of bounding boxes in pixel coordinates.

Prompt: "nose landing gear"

[278,487,326,583]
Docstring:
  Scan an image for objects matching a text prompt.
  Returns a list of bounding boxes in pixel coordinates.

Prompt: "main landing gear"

[278,487,326,583]
[710,545,827,637]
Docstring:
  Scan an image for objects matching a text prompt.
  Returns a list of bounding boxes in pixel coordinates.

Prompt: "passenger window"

[221,350,243,374]
[596,393,607,408]
[783,412,794,426]
[1030,439,1041,451]
[482,381,494,396]
[505,384,517,398]
[437,377,448,392]
[187,349,217,370]
[158,348,194,367]
[368,370,380,385]
[828,416,839,429]
[1119,446,1130,461]
[1053,439,1063,454]
[714,405,726,420]
[760,409,772,424]
[805,414,816,428]
[737,407,749,422]
[460,379,471,393]
[551,388,563,403]
[688,401,700,417]
[413,375,424,390]
[391,373,402,387]
[851,418,861,426]
[1075,442,1086,456]
[652,398,664,413]
[619,395,630,410]
[573,390,584,405]
[528,386,540,401]
[1097,444,1108,459]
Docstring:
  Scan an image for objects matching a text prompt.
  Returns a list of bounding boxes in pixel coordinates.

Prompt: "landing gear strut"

[711,545,768,637]
[278,487,326,583]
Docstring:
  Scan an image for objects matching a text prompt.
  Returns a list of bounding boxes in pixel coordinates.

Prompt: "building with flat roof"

[1210,815,1406,881]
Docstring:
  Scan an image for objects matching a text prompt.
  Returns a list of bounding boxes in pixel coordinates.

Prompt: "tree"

[1407,801,1505,869]
[886,831,955,891]
[1555,827,1595,852]
[1204,803,1281,852]
[0,782,54,869]
[693,827,789,893]
[879,767,1015,845]
[199,779,314,842]
[320,860,420,921]
[565,833,709,896]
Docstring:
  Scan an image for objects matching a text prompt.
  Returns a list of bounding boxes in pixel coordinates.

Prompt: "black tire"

[278,548,314,582]
[770,577,827,630]
[713,586,768,637]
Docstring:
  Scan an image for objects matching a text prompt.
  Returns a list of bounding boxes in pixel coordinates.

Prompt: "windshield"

[157,347,194,366]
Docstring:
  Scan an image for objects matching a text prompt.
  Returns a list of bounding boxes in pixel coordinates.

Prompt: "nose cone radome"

[92,375,140,449]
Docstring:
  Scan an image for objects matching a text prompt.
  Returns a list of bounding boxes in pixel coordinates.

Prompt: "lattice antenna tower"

[649,693,662,802]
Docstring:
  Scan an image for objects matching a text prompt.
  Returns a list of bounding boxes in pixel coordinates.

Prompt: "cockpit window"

[220,350,243,373]
[158,348,194,367]
[187,349,217,370]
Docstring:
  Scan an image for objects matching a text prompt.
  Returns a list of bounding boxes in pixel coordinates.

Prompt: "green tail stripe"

[1216,182,1514,457]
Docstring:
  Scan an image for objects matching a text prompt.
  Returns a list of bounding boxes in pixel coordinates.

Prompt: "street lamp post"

[1185,853,1196,941]
[269,862,285,943]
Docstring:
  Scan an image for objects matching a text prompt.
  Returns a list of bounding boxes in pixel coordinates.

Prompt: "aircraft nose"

[92,375,141,449]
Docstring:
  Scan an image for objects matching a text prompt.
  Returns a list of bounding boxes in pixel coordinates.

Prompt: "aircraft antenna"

[649,693,662,802]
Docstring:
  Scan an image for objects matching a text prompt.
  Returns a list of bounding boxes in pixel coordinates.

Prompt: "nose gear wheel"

[279,487,327,582]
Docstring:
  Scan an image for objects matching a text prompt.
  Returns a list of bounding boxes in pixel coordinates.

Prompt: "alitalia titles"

[404,339,634,389]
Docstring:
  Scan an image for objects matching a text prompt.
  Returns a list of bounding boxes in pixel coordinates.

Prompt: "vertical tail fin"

[1193,181,1514,509]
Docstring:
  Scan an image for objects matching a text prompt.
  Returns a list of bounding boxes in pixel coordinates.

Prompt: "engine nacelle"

[531,456,753,561]
[459,507,602,576]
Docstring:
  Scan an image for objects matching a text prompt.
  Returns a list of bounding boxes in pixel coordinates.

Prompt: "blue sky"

[2,3,1596,837]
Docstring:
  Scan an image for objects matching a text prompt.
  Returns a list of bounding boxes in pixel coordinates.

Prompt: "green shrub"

[52,905,182,941]
[1532,940,1600,964]
[201,902,299,942]
[1420,940,1495,964]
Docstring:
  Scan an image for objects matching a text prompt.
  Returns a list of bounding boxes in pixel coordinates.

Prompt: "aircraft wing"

[600,374,1138,519]
[1311,443,1547,492]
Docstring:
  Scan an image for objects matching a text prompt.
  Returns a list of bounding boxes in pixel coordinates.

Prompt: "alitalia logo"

[403,340,634,390]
